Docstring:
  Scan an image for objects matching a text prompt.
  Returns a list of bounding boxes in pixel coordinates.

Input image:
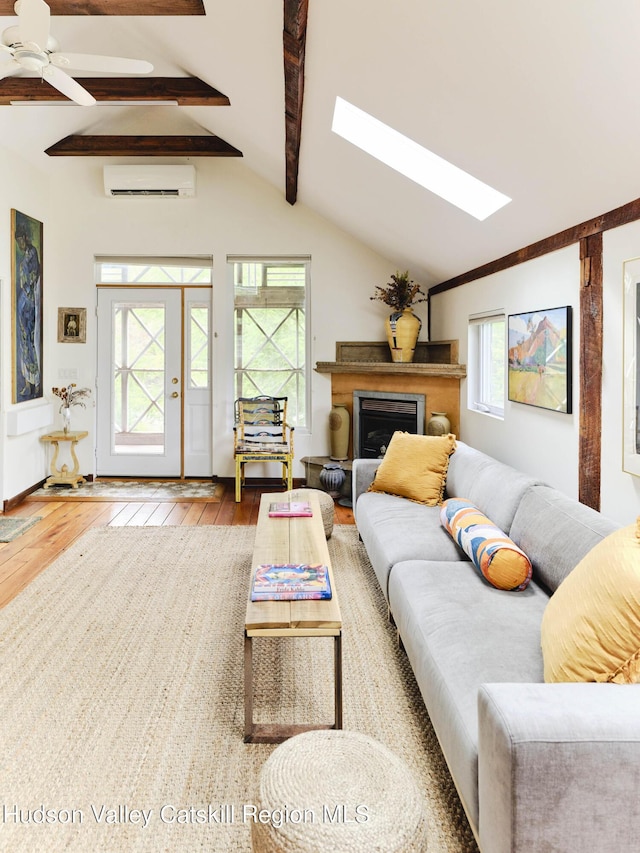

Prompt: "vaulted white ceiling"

[2,0,640,286]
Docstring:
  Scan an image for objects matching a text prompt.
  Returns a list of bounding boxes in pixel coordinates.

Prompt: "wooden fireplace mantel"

[315,361,466,378]
[315,339,466,378]
[315,341,466,455]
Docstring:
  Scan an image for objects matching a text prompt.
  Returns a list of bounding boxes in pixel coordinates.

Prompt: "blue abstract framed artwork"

[11,209,43,403]
[507,305,572,413]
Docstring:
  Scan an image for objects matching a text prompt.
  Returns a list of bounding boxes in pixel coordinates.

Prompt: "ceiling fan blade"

[50,53,153,75]
[0,59,21,79]
[0,44,16,63]
[43,65,96,106]
[16,0,50,53]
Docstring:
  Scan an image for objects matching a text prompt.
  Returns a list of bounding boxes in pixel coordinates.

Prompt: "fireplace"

[353,390,425,458]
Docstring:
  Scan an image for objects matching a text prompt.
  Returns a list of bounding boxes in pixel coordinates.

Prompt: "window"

[468,312,505,418]
[231,258,309,428]
[95,256,212,286]
[331,97,511,221]
[188,302,210,389]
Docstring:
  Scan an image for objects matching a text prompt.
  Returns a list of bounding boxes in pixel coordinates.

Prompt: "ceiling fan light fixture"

[14,51,46,71]
[331,96,511,221]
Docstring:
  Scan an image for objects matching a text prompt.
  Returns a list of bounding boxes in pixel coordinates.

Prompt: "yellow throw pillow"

[541,518,640,683]
[368,432,456,506]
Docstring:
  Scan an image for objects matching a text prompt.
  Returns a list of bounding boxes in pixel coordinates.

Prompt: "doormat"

[0,516,42,542]
[27,480,225,503]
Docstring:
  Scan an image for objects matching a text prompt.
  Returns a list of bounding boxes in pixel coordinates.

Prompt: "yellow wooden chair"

[233,396,295,502]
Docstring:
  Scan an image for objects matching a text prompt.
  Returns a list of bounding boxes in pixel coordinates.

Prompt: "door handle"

[172,377,179,384]
[171,391,180,398]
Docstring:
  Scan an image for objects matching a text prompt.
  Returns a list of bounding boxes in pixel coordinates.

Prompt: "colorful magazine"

[251,563,332,601]
[268,501,313,517]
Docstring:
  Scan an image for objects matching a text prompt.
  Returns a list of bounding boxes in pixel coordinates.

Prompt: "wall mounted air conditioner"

[103,164,196,198]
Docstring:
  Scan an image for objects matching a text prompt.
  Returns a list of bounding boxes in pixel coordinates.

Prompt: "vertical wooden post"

[579,232,603,510]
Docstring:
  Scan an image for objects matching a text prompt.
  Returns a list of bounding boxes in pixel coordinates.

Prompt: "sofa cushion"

[388,559,548,832]
[445,441,542,534]
[368,431,456,505]
[355,492,467,601]
[541,519,640,683]
[440,498,532,591]
[510,484,619,592]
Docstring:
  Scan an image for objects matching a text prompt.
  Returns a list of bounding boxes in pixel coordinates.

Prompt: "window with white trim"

[230,258,309,428]
[468,311,505,418]
[96,256,212,286]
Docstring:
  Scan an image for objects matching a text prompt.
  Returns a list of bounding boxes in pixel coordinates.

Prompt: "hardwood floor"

[0,482,355,609]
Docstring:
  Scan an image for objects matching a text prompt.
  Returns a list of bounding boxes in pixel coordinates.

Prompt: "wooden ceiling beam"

[45,134,243,157]
[430,196,640,295]
[283,0,308,205]
[0,77,230,106]
[0,1,205,14]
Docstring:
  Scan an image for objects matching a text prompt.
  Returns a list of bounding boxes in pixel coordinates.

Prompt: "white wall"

[432,236,640,527]
[3,157,394,497]
[602,221,640,524]
[0,145,53,501]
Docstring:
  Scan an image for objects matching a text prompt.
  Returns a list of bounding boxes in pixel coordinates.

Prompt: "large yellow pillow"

[368,432,456,506]
[541,518,640,683]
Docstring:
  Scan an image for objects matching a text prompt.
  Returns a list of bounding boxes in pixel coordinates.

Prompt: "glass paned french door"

[183,292,212,477]
[97,288,183,476]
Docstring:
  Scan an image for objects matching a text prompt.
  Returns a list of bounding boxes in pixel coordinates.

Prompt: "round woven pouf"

[283,488,334,539]
[251,729,428,853]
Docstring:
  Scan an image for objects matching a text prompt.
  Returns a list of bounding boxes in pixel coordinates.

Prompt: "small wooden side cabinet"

[40,430,88,489]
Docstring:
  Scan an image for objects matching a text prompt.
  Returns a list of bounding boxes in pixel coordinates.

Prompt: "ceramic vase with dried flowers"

[52,383,91,433]
[370,270,427,363]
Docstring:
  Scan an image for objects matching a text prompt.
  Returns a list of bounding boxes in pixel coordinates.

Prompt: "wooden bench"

[244,492,342,744]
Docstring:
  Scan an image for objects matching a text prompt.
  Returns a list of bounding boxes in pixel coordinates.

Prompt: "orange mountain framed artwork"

[508,306,572,413]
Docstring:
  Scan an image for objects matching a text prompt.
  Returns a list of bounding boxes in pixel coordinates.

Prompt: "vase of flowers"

[371,271,427,363]
[61,406,71,433]
[52,384,91,433]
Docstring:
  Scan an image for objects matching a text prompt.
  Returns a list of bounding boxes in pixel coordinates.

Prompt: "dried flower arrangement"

[51,383,91,412]
[370,270,427,312]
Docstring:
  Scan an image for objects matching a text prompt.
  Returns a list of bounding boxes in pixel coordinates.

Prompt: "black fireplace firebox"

[353,390,425,458]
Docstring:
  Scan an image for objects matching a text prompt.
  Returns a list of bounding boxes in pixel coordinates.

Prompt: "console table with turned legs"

[39,430,88,488]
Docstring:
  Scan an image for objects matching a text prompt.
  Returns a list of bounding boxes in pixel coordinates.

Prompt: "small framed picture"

[58,307,86,343]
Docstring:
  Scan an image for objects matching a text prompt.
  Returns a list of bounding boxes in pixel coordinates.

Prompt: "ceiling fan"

[0,0,153,106]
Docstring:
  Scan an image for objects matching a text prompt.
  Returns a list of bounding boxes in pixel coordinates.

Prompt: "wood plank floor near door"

[0,483,354,609]
[244,492,342,744]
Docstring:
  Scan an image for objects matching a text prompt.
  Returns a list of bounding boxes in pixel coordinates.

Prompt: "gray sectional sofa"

[353,440,640,853]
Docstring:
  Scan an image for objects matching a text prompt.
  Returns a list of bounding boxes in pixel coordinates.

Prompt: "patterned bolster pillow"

[440,498,532,591]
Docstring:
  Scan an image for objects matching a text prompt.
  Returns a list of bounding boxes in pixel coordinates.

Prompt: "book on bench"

[268,501,313,517]
[251,562,332,601]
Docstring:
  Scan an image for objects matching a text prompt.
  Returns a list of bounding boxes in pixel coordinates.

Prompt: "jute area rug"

[0,525,477,853]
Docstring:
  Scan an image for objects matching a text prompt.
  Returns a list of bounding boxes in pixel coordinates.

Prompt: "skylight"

[331,96,511,221]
